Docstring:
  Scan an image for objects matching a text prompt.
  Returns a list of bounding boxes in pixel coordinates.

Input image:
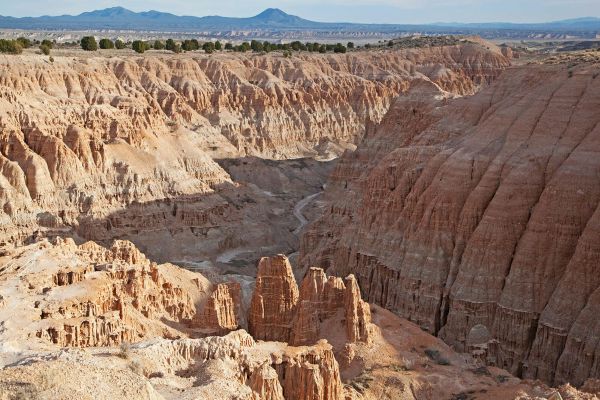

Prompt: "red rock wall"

[300,62,600,386]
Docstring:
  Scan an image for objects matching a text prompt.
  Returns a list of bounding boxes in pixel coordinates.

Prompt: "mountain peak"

[255,8,289,18]
[79,7,136,17]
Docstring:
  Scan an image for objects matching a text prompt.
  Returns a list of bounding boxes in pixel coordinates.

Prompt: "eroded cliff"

[300,60,600,386]
[0,44,510,249]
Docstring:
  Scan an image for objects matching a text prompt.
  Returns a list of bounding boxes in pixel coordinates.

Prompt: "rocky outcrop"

[192,281,241,335]
[249,255,300,342]
[300,61,600,386]
[0,238,220,349]
[0,44,510,245]
[272,342,343,400]
[249,255,373,347]
[344,275,372,344]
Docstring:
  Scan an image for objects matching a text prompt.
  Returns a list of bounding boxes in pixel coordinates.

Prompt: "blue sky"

[2,0,599,24]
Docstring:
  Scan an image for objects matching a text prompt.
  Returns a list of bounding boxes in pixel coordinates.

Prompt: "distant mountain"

[0,7,341,31]
[0,7,598,35]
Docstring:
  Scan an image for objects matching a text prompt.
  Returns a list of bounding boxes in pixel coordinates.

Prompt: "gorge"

[0,35,599,400]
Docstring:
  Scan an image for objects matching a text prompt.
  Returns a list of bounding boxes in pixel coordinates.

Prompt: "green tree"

[80,36,98,51]
[214,41,222,51]
[165,39,176,51]
[238,42,250,52]
[202,41,215,54]
[250,40,263,52]
[224,42,233,51]
[347,42,355,49]
[334,43,347,53]
[153,40,164,50]
[181,39,199,51]
[131,40,149,53]
[0,39,23,54]
[387,40,394,47]
[115,39,126,49]
[318,45,326,53]
[99,38,114,49]
[16,37,31,49]
[39,44,51,55]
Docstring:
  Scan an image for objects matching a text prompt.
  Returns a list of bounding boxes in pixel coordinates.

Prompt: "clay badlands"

[0,34,600,400]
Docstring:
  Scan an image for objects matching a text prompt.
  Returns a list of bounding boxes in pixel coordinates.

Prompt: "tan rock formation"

[0,238,228,355]
[300,61,600,386]
[249,255,300,342]
[192,281,241,335]
[0,44,510,246]
[249,255,373,347]
[344,275,372,344]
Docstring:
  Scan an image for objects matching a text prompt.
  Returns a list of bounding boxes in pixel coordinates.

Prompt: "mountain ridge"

[0,7,599,33]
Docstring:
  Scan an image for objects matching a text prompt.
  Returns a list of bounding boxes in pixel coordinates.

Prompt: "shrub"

[181,39,199,51]
[202,41,215,54]
[49,56,54,63]
[16,37,31,48]
[165,38,176,51]
[118,342,131,359]
[214,40,222,51]
[172,44,182,54]
[153,40,165,50]
[334,43,347,53]
[347,41,355,49]
[283,50,292,58]
[99,38,114,49]
[318,45,326,53]
[114,39,126,49]
[424,348,451,366]
[131,40,149,54]
[80,36,98,51]
[224,42,233,50]
[39,44,51,55]
[41,39,53,49]
[250,40,263,52]
[0,39,23,54]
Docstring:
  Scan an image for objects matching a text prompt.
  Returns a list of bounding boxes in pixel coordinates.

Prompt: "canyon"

[0,35,599,400]
[300,53,600,388]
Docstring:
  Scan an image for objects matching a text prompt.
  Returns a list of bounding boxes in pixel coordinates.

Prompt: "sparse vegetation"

[132,40,149,54]
[202,41,215,54]
[181,39,199,51]
[0,39,23,54]
[16,37,32,49]
[80,36,98,51]
[39,44,51,55]
[115,39,126,49]
[117,342,131,359]
[99,38,114,49]
[424,348,451,365]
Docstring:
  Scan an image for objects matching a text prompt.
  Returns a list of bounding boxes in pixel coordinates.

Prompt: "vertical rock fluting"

[344,275,373,344]
[249,363,286,400]
[273,343,344,400]
[0,45,510,244]
[249,255,300,342]
[250,256,373,347]
[300,62,600,385]
[193,282,241,335]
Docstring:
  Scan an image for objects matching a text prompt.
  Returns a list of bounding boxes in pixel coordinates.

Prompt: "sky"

[1,0,599,24]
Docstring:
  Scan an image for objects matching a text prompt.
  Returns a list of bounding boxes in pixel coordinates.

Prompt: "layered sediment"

[300,61,600,386]
[0,44,510,247]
